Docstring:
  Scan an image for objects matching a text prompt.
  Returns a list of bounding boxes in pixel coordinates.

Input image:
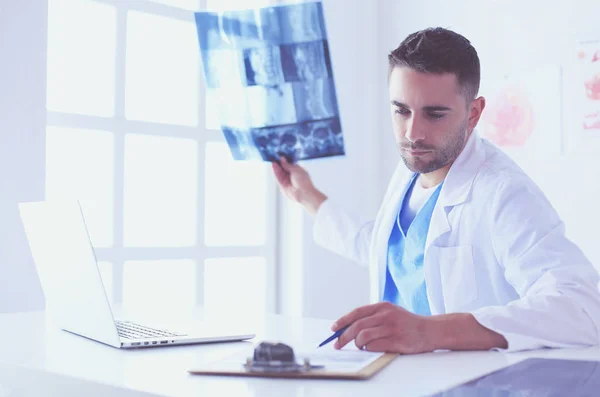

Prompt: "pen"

[317,325,350,348]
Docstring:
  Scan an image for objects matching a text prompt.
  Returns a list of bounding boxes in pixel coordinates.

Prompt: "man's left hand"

[331,302,433,354]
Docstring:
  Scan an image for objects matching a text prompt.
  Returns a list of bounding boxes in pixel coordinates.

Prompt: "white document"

[297,348,385,373]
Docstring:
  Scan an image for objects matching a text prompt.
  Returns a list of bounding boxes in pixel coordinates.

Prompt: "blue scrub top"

[383,174,444,315]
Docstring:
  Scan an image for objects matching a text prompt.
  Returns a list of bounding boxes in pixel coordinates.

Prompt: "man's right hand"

[272,157,328,217]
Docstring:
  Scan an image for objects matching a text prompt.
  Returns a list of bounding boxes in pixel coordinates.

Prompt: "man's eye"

[427,113,445,120]
[395,108,410,116]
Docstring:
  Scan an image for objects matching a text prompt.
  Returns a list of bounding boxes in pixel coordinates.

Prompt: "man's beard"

[399,119,468,174]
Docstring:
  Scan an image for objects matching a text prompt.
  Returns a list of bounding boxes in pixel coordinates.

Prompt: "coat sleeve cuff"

[471,308,548,353]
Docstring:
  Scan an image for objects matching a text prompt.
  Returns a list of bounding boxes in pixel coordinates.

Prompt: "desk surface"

[1,308,599,397]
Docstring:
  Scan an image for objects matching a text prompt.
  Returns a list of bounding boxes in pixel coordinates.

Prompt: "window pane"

[124,134,197,247]
[205,90,221,130]
[204,257,266,314]
[125,11,199,126]
[204,142,267,246]
[123,260,196,312]
[45,127,114,247]
[98,261,113,303]
[46,0,116,116]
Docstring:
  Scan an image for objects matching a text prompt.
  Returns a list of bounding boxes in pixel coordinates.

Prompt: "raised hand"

[272,157,327,216]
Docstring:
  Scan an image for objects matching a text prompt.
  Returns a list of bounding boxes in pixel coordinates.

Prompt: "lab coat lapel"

[423,131,487,313]
[425,131,486,252]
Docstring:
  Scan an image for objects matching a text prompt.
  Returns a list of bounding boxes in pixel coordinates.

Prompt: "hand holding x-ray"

[272,156,327,216]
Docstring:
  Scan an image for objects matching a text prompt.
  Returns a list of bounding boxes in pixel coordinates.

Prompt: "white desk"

[1,308,600,396]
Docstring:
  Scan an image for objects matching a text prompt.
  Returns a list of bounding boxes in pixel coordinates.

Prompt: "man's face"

[388,67,473,174]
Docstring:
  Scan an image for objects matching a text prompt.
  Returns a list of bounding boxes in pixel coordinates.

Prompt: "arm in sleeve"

[312,199,375,267]
[471,177,600,352]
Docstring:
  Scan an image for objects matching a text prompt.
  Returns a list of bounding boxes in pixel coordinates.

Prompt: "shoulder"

[475,140,544,198]
[473,140,559,222]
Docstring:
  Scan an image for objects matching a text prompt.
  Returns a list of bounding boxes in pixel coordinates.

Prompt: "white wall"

[0,0,47,312]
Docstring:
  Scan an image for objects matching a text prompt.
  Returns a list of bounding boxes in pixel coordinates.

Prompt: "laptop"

[18,200,255,349]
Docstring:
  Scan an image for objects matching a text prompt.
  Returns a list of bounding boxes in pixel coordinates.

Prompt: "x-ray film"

[195,2,345,162]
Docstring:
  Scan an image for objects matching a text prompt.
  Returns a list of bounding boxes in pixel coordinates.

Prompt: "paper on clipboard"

[296,348,385,373]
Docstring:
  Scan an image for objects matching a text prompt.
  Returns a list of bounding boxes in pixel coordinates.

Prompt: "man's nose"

[405,115,426,143]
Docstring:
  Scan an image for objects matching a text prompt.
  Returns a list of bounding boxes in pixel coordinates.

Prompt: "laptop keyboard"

[115,320,186,339]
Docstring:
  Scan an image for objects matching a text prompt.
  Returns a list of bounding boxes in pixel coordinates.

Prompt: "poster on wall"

[194,2,345,162]
[479,65,562,159]
[563,37,600,154]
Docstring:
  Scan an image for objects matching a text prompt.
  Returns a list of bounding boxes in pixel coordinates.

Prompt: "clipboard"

[188,350,398,380]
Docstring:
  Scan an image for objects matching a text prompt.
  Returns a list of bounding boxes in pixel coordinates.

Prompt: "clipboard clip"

[244,341,324,373]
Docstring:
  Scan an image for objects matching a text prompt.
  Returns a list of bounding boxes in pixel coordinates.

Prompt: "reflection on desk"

[432,358,600,397]
[0,362,160,397]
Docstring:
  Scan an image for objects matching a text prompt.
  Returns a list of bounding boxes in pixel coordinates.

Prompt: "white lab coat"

[313,130,600,352]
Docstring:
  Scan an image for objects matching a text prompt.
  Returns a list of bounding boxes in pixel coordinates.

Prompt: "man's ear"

[468,96,486,132]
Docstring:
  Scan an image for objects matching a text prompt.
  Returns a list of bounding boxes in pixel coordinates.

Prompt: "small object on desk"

[318,325,350,348]
[244,341,324,373]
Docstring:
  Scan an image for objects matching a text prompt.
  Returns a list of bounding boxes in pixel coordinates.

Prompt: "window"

[46,0,278,315]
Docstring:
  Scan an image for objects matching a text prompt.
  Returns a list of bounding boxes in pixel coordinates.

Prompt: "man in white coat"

[273,27,600,353]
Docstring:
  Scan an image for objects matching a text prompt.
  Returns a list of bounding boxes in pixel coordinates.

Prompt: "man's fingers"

[363,337,396,353]
[354,325,394,350]
[278,156,298,173]
[331,302,388,332]
[272,162,291,188]
[333,312,387,349]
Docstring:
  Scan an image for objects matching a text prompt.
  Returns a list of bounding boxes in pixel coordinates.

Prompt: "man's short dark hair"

[388,27,480,101]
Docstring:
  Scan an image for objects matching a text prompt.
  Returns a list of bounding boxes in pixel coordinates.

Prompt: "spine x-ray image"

[195,1,345,162]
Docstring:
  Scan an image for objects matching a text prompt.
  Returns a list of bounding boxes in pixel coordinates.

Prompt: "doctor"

[273,27,600,353]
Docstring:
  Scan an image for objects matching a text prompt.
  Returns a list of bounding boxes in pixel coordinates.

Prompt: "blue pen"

[317,325,350,348]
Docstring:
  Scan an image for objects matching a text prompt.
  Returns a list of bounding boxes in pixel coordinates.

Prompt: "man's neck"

[419,164,451,188]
